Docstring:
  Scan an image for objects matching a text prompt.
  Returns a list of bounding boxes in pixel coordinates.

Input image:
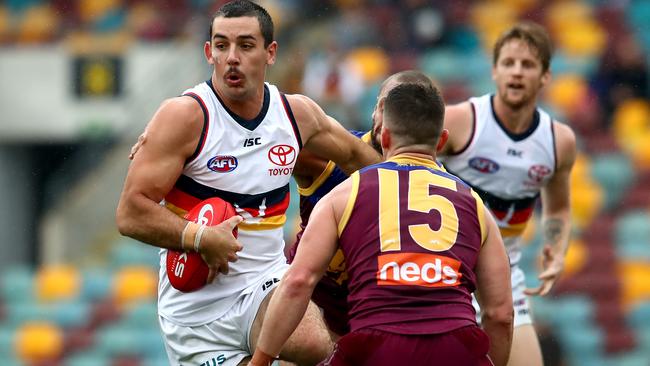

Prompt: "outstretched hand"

[199,215,244,283]
[524,244,565,296]
[129,131,148,160]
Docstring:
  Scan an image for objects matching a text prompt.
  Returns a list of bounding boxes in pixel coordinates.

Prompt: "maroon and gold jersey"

[338,155,487,335]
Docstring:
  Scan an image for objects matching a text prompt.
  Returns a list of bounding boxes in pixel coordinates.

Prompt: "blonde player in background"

[439,21,577,366]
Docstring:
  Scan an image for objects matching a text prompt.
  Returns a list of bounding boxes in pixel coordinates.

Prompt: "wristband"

[194,225,206,252]
[181,221,199,251]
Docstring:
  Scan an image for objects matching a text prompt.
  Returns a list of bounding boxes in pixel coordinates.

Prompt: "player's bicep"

[441,102,473,155]
[122,98,203,203]
[541,122,576,214]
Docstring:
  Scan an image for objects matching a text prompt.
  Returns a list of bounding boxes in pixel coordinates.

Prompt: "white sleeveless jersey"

[157,80,301,326]
[440,94,556,266]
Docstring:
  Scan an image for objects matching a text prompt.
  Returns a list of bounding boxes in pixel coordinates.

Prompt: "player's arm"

[526,122,577,296]
[439,101,474,155]
[116,97,242,280]
[287,94,381,174]
[475,207,513,366]
[292,148,330,188]
[250,178,351,366]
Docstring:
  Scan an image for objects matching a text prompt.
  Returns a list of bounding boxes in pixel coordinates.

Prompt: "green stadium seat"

[110,238,160,270]
[65,349,111,366]
[0,266,35,305]
[590,153,635,209]
[615,210,650,261]
[81,269,112,302]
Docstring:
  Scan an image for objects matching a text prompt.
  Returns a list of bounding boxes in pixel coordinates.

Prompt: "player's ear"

[204,41,213,65]
[436,129,449,153]
[380,125,391,151]
[540,69,551,88]
[266,41,278,66]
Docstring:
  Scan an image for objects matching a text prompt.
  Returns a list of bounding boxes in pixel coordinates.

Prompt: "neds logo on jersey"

[468,157,499,174]
[377,252,462,288]
[208,155,238,172]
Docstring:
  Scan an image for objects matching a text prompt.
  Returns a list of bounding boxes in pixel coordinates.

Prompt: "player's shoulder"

[148,96,204,139]
[551,120,577,168]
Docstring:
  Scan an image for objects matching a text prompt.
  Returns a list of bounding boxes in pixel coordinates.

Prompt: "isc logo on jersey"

[208,155,238,172]
[377,253,462,287]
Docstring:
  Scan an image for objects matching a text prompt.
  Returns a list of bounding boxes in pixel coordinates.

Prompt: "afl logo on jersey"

[268,144,296,167]
[468,157,499,174]
[207,155,238,172]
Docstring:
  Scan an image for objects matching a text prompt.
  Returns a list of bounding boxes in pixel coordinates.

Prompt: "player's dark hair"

[379,70,432,95]
[493,21,553,73]
[383,83,445,146]
[209,0,274,47]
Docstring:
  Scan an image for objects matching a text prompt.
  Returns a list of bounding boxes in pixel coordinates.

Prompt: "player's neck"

[386,149,436,162]
[493,96,538,134]
[212,76,266,120]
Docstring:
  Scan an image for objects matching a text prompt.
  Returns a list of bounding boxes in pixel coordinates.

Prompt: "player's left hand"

[524,244,565,296]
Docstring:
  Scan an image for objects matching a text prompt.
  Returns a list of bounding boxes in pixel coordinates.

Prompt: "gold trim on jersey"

[297,160,336,197]
[471,190,487,244]
[499,222,528,237]
[297,132,371,197]
[164,202,188,217]
[338,171,360,237]
[388,154,447,171]
[238,214,287,231]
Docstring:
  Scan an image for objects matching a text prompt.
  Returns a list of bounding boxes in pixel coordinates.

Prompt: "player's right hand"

[198,215,244,283]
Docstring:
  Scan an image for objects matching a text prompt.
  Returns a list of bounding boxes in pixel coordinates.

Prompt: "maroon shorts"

[319,325,492,366]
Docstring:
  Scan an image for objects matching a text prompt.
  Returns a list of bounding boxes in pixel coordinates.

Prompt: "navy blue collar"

[207,78,270,131]
[490,94,540,142]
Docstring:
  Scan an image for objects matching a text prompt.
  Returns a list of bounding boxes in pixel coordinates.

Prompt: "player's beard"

[370,128,382,154]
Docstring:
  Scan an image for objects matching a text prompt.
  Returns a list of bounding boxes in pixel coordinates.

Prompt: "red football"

[166,197,238,292]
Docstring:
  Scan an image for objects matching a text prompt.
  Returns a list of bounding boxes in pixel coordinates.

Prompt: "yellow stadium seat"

[546,1,593,31]
[546,74,589,116]
[619,261,650,309]
[613,99,650,153]
[630,133,650,170]
[563,239,587,277]
[570,153,604,229]
[346,47,390,85]
[35,264,81,302]
[0,5,9,43]
[78,0,122,24]
[470,2,517,51]
[15,321,63,363]
[112,266,157,306]
[17,4,59,43]
[555,20,606,58]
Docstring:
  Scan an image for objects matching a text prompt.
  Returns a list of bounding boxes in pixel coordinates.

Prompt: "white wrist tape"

[194,225,206,252]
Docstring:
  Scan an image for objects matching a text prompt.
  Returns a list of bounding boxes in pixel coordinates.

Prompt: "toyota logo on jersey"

[528,164,552,183]
[268,144,296,166]
[207,155,238,172]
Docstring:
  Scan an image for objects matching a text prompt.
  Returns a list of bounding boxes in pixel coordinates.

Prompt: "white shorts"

[473,265,532,327]
[159,264,288,366]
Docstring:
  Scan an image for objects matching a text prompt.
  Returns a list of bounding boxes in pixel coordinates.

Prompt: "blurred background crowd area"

[0,0,649,365]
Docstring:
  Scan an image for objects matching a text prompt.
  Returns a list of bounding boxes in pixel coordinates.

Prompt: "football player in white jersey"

[438,22,577,366]
[116,1,380,365]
